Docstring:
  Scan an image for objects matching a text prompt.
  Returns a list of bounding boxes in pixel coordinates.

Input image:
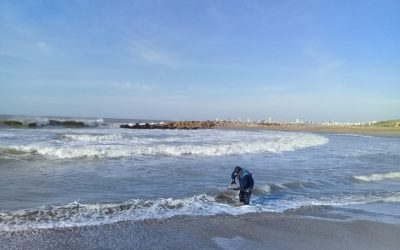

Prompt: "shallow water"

[1,116,400,230]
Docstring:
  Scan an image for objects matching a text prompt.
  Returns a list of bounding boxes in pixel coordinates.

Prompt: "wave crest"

[0,117,105,128]
[2,133,328,159]
[3,190,400,231]
[0,194,255,231]
[63,134,123,142]
[353,172,400,182]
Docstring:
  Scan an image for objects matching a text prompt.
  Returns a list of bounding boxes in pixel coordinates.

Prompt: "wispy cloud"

[130,42,181,67]
[0,39,53,62]
[304,41,344,73]
[317,60,343,73]
[113,81,158,92]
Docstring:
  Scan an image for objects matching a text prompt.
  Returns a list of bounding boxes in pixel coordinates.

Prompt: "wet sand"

[2,213,400,250]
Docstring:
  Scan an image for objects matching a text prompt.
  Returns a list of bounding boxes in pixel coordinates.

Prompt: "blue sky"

[0,0,399,121]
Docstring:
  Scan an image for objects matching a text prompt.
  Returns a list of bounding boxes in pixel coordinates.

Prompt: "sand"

[1,213,400,250]
[222,125,400,137]
[267,126,400,137]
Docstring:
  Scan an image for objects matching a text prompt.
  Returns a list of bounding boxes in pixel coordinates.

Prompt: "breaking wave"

[336,134,374,138]
[62,133,123,142]
[1,133,328,159]
[0,194,256,231]
[2,190,400,231]
[268,181,320,192]
[0,117,105,128]
[353,172,400,182]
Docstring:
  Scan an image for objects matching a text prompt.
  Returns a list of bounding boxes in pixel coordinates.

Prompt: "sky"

[0,0,399,122]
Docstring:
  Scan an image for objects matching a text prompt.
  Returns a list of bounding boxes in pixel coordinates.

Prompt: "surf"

[0,131,329,159]
[0,116,105,128]
[353,172,400,182]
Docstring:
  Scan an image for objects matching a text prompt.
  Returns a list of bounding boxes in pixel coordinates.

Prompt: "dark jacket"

[231,168,254,191]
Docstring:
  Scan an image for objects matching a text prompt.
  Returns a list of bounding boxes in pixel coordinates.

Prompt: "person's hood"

[240,168,250,178]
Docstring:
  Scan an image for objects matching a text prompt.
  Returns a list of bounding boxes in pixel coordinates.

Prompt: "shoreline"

[117,119,400,137]
[2,213,400,250]
[220,125,400,137]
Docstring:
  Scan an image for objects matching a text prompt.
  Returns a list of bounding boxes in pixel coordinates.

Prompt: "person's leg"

[243,190,251,205]
[239,190,244,202]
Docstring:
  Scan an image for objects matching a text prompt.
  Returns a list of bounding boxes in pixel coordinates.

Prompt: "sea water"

[1,116,400,231]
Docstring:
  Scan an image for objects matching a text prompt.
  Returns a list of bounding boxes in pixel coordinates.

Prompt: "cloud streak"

[317,60,343,73]
[130,42,182,68]
[113,81,158,92]
[1,1,399,121]
[304,41,344,74]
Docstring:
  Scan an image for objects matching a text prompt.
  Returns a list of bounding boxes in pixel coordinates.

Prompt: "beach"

[258,125,400,137]
[2,0,399,248]
[2,213,400,250]
[1,117,400,249]
[218,124,400,137]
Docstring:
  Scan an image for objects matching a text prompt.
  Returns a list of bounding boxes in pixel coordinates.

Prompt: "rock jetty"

[120,121,217,130]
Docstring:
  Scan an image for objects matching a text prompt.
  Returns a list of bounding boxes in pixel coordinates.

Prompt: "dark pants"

[239,189,252,205]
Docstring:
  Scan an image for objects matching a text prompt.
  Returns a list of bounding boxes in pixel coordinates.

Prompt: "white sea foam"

[63,133,123,142]
[318,192,400,206]
[336,134,374,138]
[255,184,271,194]
[5,132,328,159]
[257,191,400,214]
[0,116,105,127]
[2,190,400,232]
[354,172,400,182]
[0,194,261,231]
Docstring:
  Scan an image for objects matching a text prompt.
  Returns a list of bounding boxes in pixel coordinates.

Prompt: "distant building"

[368,121,378,126]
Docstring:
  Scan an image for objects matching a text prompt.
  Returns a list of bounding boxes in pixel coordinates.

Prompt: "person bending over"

[231,166,254,205]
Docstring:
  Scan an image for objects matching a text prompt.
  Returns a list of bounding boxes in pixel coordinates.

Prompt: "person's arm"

[231,171,236,184]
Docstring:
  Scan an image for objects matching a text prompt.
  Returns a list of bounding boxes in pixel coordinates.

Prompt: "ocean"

[1,115,400,232]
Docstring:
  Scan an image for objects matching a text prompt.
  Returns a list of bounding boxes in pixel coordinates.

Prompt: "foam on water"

[0,194,259,231]
[336,134,374,138]
[256,191,400,215]
[0,131,329,159]
[63,133,123,142]
[3,123,399,230]
[253,184,272,194]
[354,172,400,182]
[2,189,400,231]
[0,116,105,128]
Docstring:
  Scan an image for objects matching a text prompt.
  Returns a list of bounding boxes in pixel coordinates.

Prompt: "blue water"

[1,116,400,231]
